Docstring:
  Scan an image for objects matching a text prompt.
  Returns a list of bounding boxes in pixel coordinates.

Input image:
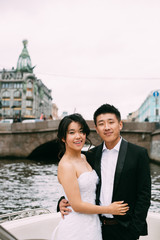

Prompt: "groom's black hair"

[93,104,121,125]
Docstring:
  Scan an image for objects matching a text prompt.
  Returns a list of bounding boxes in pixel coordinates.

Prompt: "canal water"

[0,159,160,215]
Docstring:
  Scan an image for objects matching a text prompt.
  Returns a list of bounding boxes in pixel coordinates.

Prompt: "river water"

[0,159,160,215]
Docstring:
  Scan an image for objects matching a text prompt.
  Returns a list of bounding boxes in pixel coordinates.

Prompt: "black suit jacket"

[86,139,151,239]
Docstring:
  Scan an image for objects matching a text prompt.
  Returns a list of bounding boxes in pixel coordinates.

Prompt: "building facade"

[127,89,160,122]
[0,40,52,120]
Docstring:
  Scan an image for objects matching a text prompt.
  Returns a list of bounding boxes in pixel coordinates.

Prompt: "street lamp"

[153,91,159,122]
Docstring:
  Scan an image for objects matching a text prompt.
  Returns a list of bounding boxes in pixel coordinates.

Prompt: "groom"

[59,103,151,240]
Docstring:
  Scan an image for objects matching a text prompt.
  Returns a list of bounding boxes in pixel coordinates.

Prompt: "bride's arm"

[58,163,129,215]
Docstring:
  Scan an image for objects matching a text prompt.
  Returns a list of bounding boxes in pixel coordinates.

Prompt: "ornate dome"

[16,40,34,73]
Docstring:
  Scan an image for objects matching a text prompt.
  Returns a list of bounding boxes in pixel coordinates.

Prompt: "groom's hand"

[60,199,72,218]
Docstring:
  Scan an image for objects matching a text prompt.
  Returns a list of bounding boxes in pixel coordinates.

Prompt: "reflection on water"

[0,159,63,215]
[0,159,159,215]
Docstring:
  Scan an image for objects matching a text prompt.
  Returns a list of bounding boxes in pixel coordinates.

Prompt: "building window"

[26,109,32,115]
[26,100,32,107]
[14,110,21,115]
[13,101,21,107]
[2,100,10,107]
[26,91,33,97]
[14,91,22,98]
[9,83,14,88]
[27,81,33,89]
[5,109,10,115]
[14,83,23,89]
[2,83,9,89]
[2,91,10,98]
[2,82,23,89]
[156,109,159,116]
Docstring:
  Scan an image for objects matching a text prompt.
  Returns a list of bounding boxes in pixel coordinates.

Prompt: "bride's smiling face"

[63,121,86,151]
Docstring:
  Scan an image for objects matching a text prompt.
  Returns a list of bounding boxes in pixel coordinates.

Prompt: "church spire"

[16,40,34,73]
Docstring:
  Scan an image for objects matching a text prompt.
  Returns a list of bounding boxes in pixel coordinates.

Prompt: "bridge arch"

[28,139,60,162]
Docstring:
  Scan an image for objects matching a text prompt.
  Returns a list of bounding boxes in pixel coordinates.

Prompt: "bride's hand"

[107,201,129,215]
[60,199,72,218]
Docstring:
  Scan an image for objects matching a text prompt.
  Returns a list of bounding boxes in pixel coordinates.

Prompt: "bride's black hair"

[57,113,91,159]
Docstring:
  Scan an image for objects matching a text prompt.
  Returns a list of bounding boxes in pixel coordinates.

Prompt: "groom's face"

[95,113,123,149]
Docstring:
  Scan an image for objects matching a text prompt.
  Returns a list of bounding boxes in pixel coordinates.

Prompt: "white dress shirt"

[100,138,122,218]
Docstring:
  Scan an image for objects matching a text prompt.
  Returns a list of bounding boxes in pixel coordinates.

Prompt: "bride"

[52,113,129,240]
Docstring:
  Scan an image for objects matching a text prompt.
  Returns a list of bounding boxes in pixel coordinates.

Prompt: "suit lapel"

[94,143,103,204]
[94,143,103,179]
[113,139,128,196]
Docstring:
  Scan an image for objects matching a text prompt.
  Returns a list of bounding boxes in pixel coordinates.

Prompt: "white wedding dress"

[51,170,102,240]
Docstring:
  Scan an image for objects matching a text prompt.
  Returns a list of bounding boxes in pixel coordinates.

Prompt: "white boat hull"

[1,212,61,240]
[140,212,160,240]
[1,211,160,240]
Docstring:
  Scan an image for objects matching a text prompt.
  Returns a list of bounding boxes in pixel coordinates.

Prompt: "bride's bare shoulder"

[58,157,74,172]
[58,157,76,183]
[81,153,87,161]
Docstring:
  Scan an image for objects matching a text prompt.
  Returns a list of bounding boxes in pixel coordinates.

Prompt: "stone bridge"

[0,120,159,162]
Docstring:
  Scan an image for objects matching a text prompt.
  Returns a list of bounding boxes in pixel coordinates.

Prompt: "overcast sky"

[0,0,160,119]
